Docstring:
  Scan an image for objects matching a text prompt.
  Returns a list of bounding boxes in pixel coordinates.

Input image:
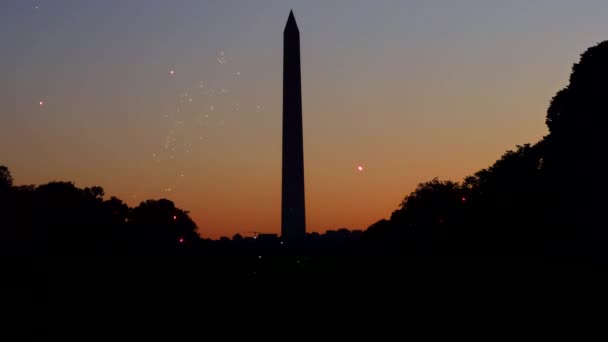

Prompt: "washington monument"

[281,10,306,241]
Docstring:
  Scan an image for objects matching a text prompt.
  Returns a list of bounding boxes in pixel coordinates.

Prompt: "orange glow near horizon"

[3,2,608,239]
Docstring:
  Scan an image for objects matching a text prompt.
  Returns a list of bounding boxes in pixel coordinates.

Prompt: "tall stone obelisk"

[281,10,306,241]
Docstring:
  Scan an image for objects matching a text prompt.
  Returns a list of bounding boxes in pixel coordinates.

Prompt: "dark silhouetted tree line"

[0,171,200,256]
[361,40,608,261]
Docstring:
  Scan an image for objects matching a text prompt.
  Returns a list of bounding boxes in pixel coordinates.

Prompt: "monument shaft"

[281,11,306,241]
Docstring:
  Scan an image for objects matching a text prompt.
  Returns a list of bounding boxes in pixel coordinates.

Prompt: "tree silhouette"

[537,41,608,259]
[392,178,464,226]
[0,166,12,190]
[31,181,108,255]
[0,166,201,255]
[130,199,199,255]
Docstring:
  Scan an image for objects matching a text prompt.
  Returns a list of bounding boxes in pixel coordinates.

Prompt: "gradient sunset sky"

[2,0,608,239]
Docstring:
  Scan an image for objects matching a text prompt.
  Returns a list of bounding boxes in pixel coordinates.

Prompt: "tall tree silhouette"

[0,166,12,191]
[540,41,608,256]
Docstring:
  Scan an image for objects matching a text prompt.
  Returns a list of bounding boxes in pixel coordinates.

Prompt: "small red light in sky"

[39,100,45,107]
[173,215,177,220]
[461,197,466,202]
[357,165,364,172]
[169,69,175,75]
[178,238,184,243]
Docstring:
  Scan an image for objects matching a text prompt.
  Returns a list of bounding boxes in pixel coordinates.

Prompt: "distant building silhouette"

[281,10,306,242]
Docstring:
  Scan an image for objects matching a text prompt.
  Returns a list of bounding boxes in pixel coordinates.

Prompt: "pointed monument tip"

[286,9,297,27]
